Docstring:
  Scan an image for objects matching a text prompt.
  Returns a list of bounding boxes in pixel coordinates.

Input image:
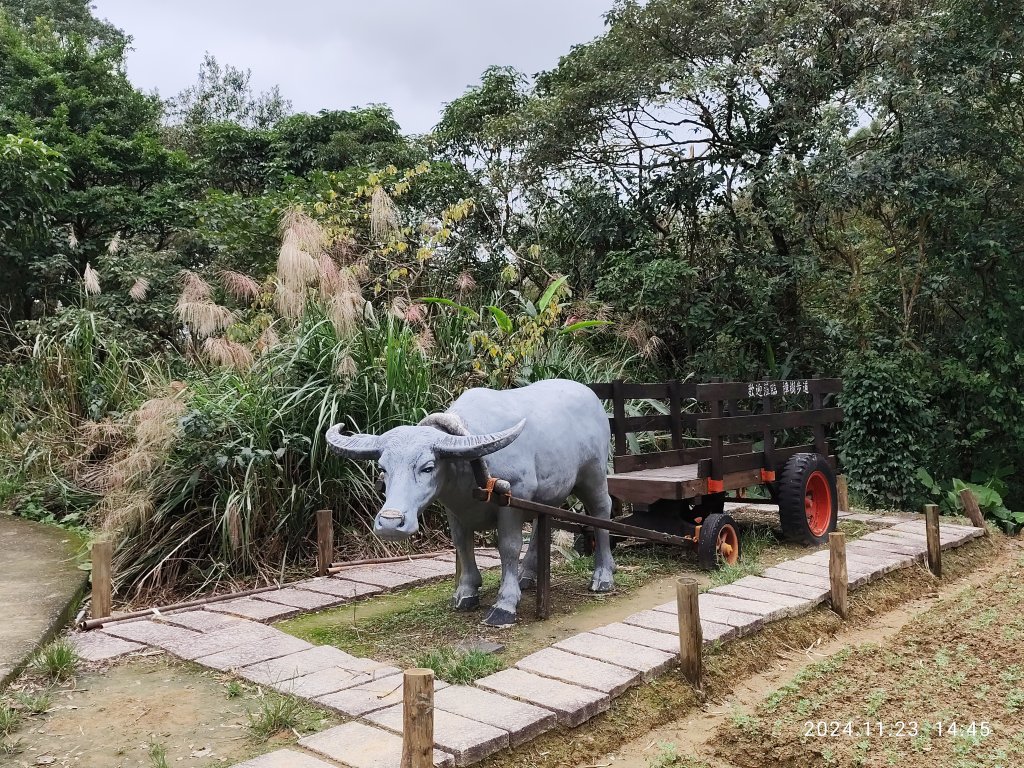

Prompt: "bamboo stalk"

[836,474,850,513]
[925,504,942,577]
[91,540,112,621]
[676,577,702,690]
[958,489,988,534]
[829,532,849,619]
[317,509,334,576]
[401,668,435,768]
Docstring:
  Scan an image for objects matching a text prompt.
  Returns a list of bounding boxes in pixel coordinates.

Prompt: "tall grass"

[1,202,631,600]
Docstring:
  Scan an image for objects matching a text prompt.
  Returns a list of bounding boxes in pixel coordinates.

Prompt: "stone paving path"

[70,512,987,768]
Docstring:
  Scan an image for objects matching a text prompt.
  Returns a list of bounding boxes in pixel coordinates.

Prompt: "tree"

[0,133,68,321]
[167,53,291,130]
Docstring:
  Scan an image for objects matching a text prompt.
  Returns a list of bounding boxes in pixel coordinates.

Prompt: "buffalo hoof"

[452,594,480,611]
[589,578,614,593]
[483,607,516,627]
[518,576,536,591]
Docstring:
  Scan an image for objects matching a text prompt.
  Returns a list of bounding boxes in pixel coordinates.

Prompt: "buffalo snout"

[373,508,418,540]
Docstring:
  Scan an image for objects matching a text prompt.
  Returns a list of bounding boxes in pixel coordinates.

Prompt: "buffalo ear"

[433,419,526,459]
[325,424,382,460]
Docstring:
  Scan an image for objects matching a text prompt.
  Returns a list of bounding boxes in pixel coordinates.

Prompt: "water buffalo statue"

[325,378,616,627]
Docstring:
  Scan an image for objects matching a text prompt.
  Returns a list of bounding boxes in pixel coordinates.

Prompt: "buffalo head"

[325,419,525,540]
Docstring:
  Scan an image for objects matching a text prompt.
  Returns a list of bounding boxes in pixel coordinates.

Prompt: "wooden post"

[316,509,333,577]
[535,512,552,619]
[675,577,702,690]
[91,539,112,620]
[828,532,849,619]
[836,475,850,513]
[958,489,988,534]
[924,504,942,577]
[401,668,434,768]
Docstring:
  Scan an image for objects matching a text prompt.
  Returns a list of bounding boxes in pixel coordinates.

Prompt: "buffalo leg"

[518,517,538,590]
[448,512,481,610]
[483,509,522,627]
[575,468,616,592]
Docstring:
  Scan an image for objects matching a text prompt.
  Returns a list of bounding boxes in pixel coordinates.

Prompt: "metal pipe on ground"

[327,549,455,572]
[79,583,283,631]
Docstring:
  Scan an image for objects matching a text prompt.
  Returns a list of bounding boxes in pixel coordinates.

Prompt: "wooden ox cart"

[473,377,843,618]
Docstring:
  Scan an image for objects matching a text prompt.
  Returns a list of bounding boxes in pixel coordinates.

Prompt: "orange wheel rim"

[717,524,739,565]
[805,470,832,537]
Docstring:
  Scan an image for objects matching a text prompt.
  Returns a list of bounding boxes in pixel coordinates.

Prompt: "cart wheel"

[573,531,619,555]
[778,452,838,545]
[697,513,741,570]
[573,532,596,556]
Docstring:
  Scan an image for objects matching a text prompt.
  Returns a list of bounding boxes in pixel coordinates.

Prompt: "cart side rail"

[695,377,843,483]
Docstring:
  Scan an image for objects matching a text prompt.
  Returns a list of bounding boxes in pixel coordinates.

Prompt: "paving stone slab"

[654,599,766,635]
[238,645,366,685]
[367,704,509,766]
[195,633,312,670]
[230,748,337,768]
[771,558,872,586]
[843,544,918,569]
[327,566,423,589]
[295,577,383,599]
[591,622,680,653]
[853,535,927,557]
[709,584,815,617]
[435,551,503,569]
[158,621,281,660]
[71,631,144,662]
[731,575,830,602]
[866,515,914,525]
[384,559,458,578]
[100,619,200,648]
[804,548,910,576]
[760,566,832,589]
[300,721,454,768]
[205,597,301,622]
[554,631,675,679]
[698,593,790,621]
[840,513,880,522]
[316,674,448,717]
[433,685,555,747]
[870,529,965,551]
[515,646,639,695]
[157,610,246,633]
[251,587,347,611]
[277,666,374,698]
[475,668,609,727]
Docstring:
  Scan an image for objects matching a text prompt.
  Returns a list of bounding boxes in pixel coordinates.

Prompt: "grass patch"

[279,546,683,666]
[31,638,79,682]
[246,691,331,743]
[226,680,243,699]
[12,690,51,715]
[415,647,504,684]
[148,741,170,768]
[0,702,20,736]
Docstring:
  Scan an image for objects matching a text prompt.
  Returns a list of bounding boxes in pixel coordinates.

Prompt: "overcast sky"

[90,1,611,135]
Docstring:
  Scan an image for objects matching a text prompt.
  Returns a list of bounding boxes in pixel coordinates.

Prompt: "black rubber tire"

[697,513,741,571]
[778,452,838,545]
[573,532,596,556]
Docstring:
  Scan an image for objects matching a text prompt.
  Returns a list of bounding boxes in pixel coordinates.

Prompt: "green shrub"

[840,347,935,509]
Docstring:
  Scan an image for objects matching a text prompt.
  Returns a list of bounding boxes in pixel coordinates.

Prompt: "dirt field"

[1,657,334,767]
[582,537,1023,768]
